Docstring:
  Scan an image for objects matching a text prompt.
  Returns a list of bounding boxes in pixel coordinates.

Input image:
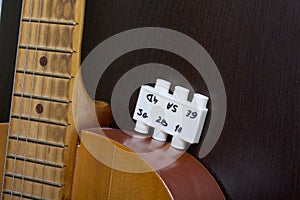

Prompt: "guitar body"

[72,130,173,200]
[72,129,225,199]
[0,123,225,199]
[1,0,298,199]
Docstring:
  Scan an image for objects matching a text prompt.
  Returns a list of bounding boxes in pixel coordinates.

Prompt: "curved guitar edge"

[72,128,225,200]
[0,123,9,196]
[0,123,225,199]
[72,129,173,200]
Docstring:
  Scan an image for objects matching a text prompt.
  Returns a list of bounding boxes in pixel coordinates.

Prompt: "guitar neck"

[1,0,85,199]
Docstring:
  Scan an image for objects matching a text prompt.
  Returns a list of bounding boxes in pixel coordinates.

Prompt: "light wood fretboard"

[1,0,85,199]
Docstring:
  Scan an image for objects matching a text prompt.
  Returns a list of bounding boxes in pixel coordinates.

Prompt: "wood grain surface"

[0,123,8,196]
[0,0,299,199]
[72,129,173,200]
[0,0,86,199]
[72,128,225,200]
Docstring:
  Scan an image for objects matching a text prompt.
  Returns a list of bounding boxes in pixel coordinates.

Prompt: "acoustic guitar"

[0,0,225,199]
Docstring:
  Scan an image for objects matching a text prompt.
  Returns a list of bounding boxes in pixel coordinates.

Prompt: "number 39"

[186,110,197,119]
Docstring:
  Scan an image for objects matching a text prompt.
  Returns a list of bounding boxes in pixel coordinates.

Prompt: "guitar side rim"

[72,128,225,200]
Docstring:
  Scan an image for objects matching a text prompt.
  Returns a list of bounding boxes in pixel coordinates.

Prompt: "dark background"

[0,0,299,199]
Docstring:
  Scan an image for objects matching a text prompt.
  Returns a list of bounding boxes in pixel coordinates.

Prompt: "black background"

[0,0,299,199]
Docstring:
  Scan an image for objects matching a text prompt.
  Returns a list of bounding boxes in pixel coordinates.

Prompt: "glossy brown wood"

[72,128,225,200]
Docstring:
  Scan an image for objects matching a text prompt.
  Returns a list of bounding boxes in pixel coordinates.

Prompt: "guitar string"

[48,0,79,198]
[50,1,65,198]
[19,0,44,199]
[6,0,75,198]
[0,0,30,199]
[32,0,76,198]
[38,0,60,198]
[20,0,49,198]
[8,0,35,199]
[27,0,67,198]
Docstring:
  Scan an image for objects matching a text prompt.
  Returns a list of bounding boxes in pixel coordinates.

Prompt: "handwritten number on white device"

[146,94,158,104]
[137,109,148,118]
[156,116,168,127]
[186,110,198,119]
[175,124,183,133]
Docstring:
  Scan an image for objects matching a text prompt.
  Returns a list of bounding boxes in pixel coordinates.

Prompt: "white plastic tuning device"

[133,79,209,150]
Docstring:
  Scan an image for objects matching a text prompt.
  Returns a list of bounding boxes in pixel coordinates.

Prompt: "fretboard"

[1,0,85,199]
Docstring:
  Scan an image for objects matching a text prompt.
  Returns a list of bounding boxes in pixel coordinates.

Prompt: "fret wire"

[18,44,75,54]
[8,0,35,199]
[3,189,49,200]
[16,68,72,79]
[20,0,44,199]
[22,17,77,26]
[9,134,66,148]
[13,93,70,104]
[7,154,65,168]
[5,172,63,188]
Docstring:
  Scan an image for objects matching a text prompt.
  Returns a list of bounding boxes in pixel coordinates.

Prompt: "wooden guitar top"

[72,128,225,200]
